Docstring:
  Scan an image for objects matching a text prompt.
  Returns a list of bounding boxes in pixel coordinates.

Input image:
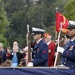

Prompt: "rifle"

[27,24,31,65]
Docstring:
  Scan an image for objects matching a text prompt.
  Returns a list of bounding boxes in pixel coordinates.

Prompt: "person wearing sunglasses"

[57,21,75,68]
[28,27,48,67]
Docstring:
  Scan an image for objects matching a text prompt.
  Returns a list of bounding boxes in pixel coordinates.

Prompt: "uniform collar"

[47,41,51,45]
[71,38,75,41]
[36,38,43,44]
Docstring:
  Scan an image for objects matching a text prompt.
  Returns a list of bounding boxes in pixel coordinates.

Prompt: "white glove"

[57,46,64,54]
[27,62,33,67]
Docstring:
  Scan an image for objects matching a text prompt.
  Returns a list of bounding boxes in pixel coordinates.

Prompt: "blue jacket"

[0,50,6,63]
[32,39,48,66]
[61,39,75,67]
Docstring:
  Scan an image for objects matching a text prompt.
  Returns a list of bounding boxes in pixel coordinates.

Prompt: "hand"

[54,52,58,56]
[27,62,33,67]
[57,46,64,53]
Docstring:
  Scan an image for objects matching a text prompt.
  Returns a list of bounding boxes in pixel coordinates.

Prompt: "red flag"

[56,12,68,32]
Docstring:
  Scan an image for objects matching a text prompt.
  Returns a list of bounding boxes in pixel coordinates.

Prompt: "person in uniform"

[57,21,75,68]
[44,33,56,66]
[62,34,71,49]
[28,27,48,67]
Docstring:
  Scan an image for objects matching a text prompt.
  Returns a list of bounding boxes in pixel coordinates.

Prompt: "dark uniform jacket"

[0,50,6,64]
[32,39,48,66]
[61,39,75,67]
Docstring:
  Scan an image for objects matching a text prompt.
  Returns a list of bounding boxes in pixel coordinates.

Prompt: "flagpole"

[54,22,62,67]
[55,6,59,39]
[54,6,60,67]
[54,6,68,67]
[58,22,62,46]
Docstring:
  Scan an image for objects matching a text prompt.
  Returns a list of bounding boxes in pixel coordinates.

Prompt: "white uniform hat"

[32,27,45,34]
[67,21,75,29]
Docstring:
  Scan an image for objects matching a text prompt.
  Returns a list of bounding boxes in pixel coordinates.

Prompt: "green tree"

[3,0,26,18]
[2,0,71,47]
[0,0,9,47]
[6,9,29,48]
[26,1,48,29]
[64,0,75,20]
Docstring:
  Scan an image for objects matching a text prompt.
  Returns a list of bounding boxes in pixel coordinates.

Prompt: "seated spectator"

[19,46,28,67]
[12,41,20,52]
[6,47,11,59]
[1,60,11,67]
[0,43,6,65]
[18,58,26,67]
[7,42,23,67]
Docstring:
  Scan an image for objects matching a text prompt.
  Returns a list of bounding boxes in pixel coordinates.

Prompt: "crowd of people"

[0,20,75,68]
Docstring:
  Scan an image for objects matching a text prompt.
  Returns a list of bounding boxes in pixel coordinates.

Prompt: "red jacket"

[48,41,56,66]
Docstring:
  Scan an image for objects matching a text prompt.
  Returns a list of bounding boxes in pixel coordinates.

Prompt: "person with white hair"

[44,33,56,66]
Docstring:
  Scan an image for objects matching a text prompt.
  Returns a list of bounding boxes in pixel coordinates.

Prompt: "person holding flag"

[54,11,69,67]
[56,21,75,68]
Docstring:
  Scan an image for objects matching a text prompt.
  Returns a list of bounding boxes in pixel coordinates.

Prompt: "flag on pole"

[56,12,69,32]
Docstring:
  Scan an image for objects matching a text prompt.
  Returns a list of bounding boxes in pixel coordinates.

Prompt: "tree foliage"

[26,1,48,28]
[64,0,75,20]
[0,0,9,47]
[0,0,71,48]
